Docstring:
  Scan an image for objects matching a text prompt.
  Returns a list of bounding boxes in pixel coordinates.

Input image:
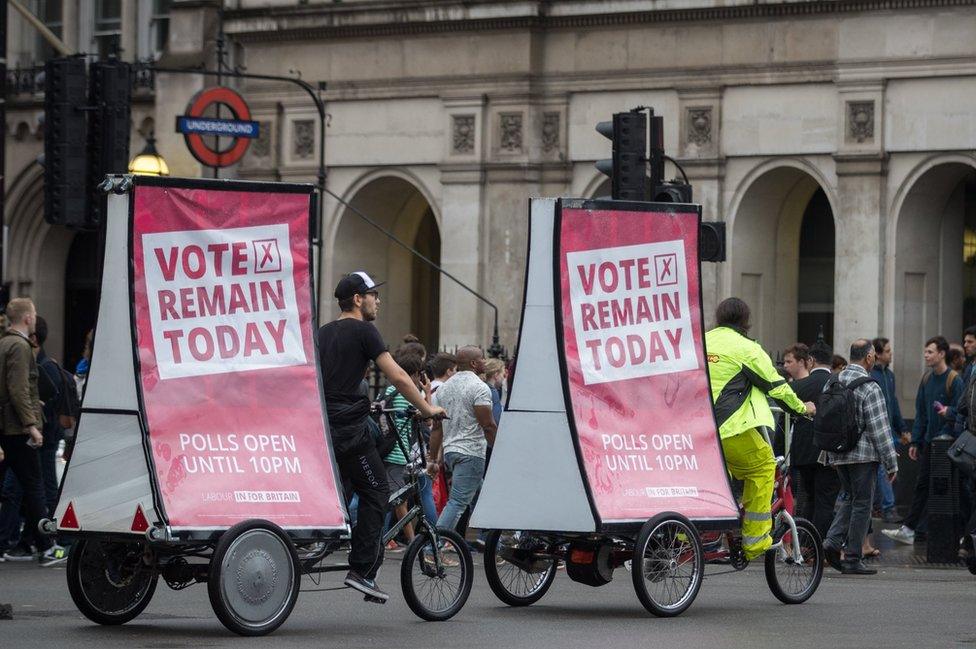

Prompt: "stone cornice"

[234,55,975,104]
[225,0,976,43]
[833,152,888,176]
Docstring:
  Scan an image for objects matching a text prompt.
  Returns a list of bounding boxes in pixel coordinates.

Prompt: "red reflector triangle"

[60,502,80,530]
[131,504,150,533]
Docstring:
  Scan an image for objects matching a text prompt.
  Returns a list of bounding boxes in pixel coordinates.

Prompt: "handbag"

[947,430,976,479]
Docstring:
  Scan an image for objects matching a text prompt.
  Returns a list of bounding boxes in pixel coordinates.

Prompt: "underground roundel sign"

[176,86,259,168]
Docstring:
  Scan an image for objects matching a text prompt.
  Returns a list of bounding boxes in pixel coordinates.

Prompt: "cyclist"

[318,272,445,603]
[705,297,815,560]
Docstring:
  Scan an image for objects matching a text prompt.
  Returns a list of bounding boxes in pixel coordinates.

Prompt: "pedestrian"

[482,358,506,425]
[951,362,976,561]
[821,339,899,575]
[789,339,839,539]
[427,346,497,536]
[0,298,65,566]
[783,343,811,382]
[949,344,966,373]
[962,326,976,384]
[380,350,431,550]
[428,352,457,395]
[832,355,848,373]
[883,335,964,545]
[318,272,444,602]
[870,337,910,523]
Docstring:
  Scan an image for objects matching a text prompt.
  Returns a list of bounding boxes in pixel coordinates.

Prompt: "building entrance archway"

[893,162,976,409]
[730,166,836,356]
[331,176,441,350]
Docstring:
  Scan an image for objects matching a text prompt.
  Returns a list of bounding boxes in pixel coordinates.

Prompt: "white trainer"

[881,526,915,545]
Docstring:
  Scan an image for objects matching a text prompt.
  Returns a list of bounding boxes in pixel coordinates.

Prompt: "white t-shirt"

[432,371,492,458]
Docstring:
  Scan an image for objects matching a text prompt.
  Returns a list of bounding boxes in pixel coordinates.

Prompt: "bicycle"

[294,405,473,622]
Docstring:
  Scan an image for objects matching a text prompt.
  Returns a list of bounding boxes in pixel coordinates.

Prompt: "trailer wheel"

[67,538,158,625]
[208,520,300,636]
[632,512,704,617]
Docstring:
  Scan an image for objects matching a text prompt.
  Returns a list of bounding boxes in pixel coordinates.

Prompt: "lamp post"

[128,132,170,176]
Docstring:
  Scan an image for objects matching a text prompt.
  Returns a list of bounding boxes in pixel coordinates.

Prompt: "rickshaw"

[470,198,824,616]
[44,176,472,636]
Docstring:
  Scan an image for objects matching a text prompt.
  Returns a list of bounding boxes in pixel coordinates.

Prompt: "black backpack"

[38,357,81,429]
[813,375,875,453]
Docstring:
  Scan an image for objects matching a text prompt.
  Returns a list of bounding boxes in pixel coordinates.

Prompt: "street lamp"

[128,132,170,176]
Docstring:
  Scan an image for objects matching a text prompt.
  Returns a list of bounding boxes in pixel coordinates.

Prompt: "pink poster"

[557,201,738,524]
[131,182,346,531]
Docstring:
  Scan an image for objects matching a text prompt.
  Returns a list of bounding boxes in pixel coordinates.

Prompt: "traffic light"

[652,182,693,204]
[43,56,89,227]
[87,60,132,228]
[595,111,647,201]
[699,222,726,262]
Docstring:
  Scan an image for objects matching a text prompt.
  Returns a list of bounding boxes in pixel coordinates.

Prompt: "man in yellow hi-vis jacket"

[705,298,816,559]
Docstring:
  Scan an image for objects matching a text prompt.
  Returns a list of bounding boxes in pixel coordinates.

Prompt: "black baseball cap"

[334,272,385,300]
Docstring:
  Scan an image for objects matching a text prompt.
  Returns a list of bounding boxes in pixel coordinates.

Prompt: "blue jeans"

[875,464,896,513]
[436,453,485,532]
[417,472,438,525]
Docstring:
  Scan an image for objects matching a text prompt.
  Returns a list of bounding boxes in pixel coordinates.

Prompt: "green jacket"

[0,330,42,435]
[705,326,806,439]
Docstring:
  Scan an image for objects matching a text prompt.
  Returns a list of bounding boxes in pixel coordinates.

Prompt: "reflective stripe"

[714,371,750,428]
[742,533,771,546]
[742,364,785,392]
[743,511,771,522]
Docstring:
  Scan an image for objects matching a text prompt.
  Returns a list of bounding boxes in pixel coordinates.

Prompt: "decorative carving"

[847,101,874,143]
[452,114,475,154]
[687,107,712,146]
[499,112,523,153]
[251,121,272,158]
[292,119,314,159]
[541,112,560,153]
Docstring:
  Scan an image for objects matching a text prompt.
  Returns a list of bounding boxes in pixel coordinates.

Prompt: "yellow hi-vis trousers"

[721,427,776,560]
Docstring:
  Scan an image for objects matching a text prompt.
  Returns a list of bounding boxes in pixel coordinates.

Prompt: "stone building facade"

[5,0,976,414]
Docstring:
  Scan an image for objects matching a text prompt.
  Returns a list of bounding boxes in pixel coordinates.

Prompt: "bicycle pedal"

[363,594,388,605]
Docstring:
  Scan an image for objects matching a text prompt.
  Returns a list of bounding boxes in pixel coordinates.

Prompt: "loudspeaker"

[87,60,131,228]
[43,57,89,227]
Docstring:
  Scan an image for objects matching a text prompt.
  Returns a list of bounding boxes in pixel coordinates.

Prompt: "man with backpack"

[819,339,898,575]
[884,335,964,545]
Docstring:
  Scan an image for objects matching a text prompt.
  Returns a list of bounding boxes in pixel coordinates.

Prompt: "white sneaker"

[881,526,915,545]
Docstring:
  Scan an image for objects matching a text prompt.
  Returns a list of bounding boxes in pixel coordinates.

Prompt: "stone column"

[832,81,887,349]
[677,88,725,328]
[438,96,487,349]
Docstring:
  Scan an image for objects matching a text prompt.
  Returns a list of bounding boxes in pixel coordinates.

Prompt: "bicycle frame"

[301,406,450,576]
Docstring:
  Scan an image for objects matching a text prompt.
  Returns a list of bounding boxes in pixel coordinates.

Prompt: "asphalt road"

[1,549,973,649]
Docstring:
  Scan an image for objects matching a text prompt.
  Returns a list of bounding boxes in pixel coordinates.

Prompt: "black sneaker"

[840,559,877,575]
[343,570,389,603]
[3,546,36,562]
[823,544,843,573]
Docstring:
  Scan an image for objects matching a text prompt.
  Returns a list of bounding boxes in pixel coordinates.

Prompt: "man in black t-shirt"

[318,271,444,603]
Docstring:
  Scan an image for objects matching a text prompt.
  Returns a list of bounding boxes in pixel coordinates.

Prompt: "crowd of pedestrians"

[778,325,976,574]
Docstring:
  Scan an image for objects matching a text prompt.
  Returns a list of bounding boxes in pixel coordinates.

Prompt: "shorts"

[385,462,407,491]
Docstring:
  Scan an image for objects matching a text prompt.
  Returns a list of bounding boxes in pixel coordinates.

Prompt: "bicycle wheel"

[208,519,300,636]
[67,538,158,625]
[401,527,473,621]
[764,517,824,604]
[484,530,557,606]
[632,512,704,617]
